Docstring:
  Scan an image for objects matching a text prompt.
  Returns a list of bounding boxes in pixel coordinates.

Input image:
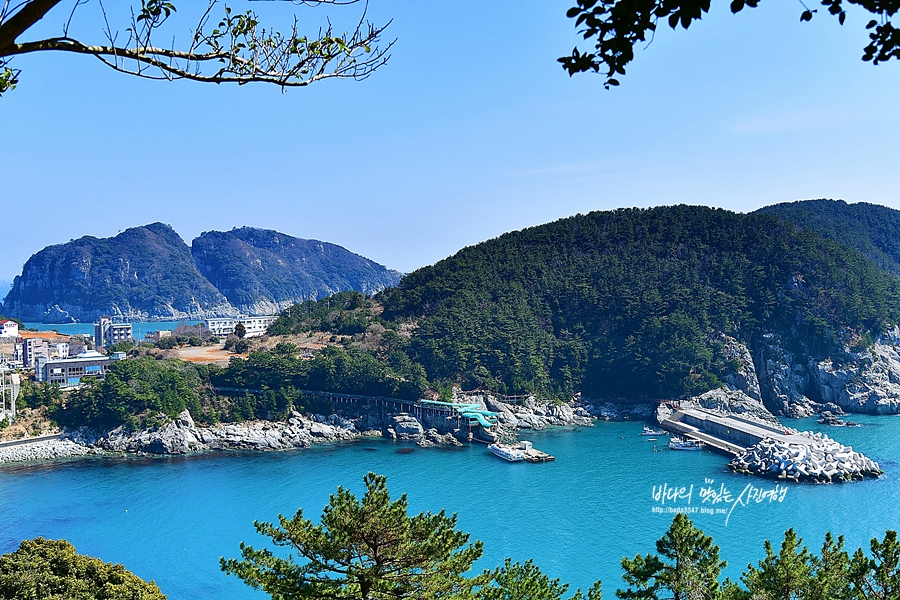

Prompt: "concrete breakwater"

[659,406,882,483]
[729,433,882,482]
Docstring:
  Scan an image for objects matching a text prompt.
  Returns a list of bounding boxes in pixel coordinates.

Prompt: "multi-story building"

[203,315,278,338]
[22,337,50,369]
[144,330,172,343]
[36,350,111,388]
[50,343,69,359]
[0,367,19,422]
[0,320,18,339]
[94,316,133,348]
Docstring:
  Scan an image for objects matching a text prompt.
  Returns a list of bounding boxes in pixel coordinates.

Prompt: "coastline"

[0,395,597,466]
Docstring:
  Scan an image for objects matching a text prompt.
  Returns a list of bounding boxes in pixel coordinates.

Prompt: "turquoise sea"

[1,416,899,599]
[23,321,203,339]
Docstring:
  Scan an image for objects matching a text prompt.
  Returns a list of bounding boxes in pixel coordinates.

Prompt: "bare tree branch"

[0,0,392,95]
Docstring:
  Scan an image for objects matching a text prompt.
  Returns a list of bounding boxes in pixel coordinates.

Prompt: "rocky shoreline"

[0,394,593,464]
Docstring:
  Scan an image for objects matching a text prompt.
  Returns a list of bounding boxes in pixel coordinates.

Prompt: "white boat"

[488,443,526,462]
[668,437,704,451]
[642,426,666,436]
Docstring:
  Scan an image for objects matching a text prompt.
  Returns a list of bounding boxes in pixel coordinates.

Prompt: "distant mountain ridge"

[192,227,403,315]
[2,224,402,323]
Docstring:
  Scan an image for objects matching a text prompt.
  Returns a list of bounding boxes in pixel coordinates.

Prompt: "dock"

[659,407,815,456]
[518,440,555,462]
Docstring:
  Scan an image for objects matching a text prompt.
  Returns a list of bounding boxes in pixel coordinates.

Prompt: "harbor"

[658,406,881,482]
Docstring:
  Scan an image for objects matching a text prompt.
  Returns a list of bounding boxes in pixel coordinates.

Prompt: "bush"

[0,538,167,599]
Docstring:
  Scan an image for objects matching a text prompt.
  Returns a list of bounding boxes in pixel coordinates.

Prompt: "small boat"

[641,426,666,436]
[646,438,658,442]
[488,443,526,462]
[668,437,704,451]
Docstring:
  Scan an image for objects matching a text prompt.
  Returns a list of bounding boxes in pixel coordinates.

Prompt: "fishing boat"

[488,443,526,462]
[668,437,704,451]
[641,426,666,436]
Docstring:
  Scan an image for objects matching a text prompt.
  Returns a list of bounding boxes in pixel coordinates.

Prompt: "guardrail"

[0,433,62,449]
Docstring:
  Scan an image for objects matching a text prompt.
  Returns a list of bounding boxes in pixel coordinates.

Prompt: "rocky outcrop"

[191,227,403,314]
[0,438,97,463]
[102,410,365,454]
[678,387,779,425]
[466,392,593,429]
[4,224,403,323]
[3,223,235,323]
[810,333,900,414]
[753,329,900,417]
[719,334,763,401]
[386,414,425,441]
[729,432,881,482]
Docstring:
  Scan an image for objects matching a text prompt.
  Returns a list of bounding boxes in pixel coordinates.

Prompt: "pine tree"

[617,513,725,600]
[741,529,811,600]
[851,530,900,600]
[221,473,485,600]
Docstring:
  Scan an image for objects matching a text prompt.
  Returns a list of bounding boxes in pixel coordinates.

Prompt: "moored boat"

[668,437,704,451]
[642,426,666,436]
[488,443,526,462]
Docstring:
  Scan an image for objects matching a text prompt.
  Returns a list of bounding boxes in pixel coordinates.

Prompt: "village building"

[202,315,278,338]
[36,350,111,388]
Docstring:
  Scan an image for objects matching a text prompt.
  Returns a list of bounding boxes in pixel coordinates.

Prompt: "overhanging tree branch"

[0,0,392,95]
[560,0,900,89]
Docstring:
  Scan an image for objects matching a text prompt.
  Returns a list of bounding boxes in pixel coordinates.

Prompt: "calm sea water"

[1,416,899,599]
[23,321,202,339]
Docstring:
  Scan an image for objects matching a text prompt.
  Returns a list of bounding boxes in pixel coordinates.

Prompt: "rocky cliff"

[2,223,234,323]
[3,224,403,323]
[191,227,402,315]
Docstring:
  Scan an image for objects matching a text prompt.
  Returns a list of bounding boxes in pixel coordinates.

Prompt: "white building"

[203,315,278,338]
[0,368,19,422]
[0,320,19,339]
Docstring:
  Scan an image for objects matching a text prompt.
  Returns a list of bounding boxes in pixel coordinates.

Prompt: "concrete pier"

[659,407,813,456]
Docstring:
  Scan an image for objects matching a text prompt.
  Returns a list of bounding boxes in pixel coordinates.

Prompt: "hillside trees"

[0,0,391,96]
[560,0,900,88]
[379,206,900,400]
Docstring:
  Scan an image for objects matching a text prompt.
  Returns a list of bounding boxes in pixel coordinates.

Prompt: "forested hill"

[192,227,402,315]
[2,223,232,323]
[376,206,900,400]
[3,224,403,323]
[756,199,900,278]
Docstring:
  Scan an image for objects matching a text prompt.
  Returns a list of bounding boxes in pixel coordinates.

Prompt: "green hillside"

[368,205,900,400]
[757,199,900,278]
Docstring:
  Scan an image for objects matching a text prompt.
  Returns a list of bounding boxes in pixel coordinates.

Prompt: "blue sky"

[2,0,898,280]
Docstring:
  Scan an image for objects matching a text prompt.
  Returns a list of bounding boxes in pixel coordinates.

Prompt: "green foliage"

[268,291,376,336]
[59,357,208,430]
[850,530,900,600]
[0,537,166,599]
[741,529,812,600]
[234,322,246,339]
[216,344,428,402]
[559,1,900,89]
[758,199,900,279]
[108,341,135,354]
[221,472,485,600]
[617,513,724,600]
[17,380,62,410]
[380,206,900,399]
[477,558,602,600]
